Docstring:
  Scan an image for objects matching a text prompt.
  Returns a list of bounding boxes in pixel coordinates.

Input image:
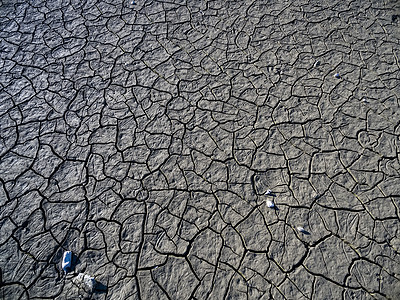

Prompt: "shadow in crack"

[71,252,81,272]
[94,281,108,294]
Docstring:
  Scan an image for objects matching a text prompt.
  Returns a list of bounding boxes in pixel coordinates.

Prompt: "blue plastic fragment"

[62,251,72,273]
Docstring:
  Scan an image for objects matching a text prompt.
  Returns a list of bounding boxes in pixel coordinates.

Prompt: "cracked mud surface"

[1,0,400,299]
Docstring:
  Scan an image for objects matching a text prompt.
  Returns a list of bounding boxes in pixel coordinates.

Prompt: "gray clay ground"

[1,0,400,299]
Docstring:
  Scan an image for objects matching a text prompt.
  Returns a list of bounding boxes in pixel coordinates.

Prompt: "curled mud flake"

[266,199,275,208]
[155,232,165,248]
[62,251,72,273]
[334,73,341,79]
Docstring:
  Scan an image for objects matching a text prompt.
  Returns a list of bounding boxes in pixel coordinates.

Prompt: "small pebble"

[265,189,272,195]
[313,60,320,68]
[266,200,275,208]
[334,73,341,79]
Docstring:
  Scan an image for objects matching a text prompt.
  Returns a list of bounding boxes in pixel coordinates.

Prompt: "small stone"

[313,60,320,67]
[266,200,275,208]
[334,73,341,79]
[62,251,72,273]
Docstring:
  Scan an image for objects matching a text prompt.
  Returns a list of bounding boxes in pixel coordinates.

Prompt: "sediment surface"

[1,0,400,299]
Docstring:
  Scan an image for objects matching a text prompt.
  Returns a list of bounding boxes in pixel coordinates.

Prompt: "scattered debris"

[62,251,73,273]
[265,189,276,197]
[75,273,97,293]
[296,227,310,235]
[132,0,136,5]
[334,73,341,79]
[313,60,321,68]
[361,98,368,103]
[297,226,306,233]
[266,200,275,208]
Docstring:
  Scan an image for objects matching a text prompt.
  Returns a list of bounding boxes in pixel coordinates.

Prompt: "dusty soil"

[0,0,400,299]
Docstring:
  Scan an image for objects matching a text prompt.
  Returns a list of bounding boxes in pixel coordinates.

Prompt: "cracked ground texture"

[0,0,400,299]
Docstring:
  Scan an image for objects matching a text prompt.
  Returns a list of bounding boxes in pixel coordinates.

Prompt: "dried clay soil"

[1,0,400,299]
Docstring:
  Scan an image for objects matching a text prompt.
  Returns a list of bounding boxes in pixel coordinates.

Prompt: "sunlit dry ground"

[1,0,400,299]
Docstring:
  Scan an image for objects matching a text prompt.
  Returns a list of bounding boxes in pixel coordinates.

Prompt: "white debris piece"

[296,226,306,233]
[265,190,272,195]
[75,273,97,292]
[266,200,275,208]
[313,60,321,67]
[62,251,72,273]
[334,73,341,79]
